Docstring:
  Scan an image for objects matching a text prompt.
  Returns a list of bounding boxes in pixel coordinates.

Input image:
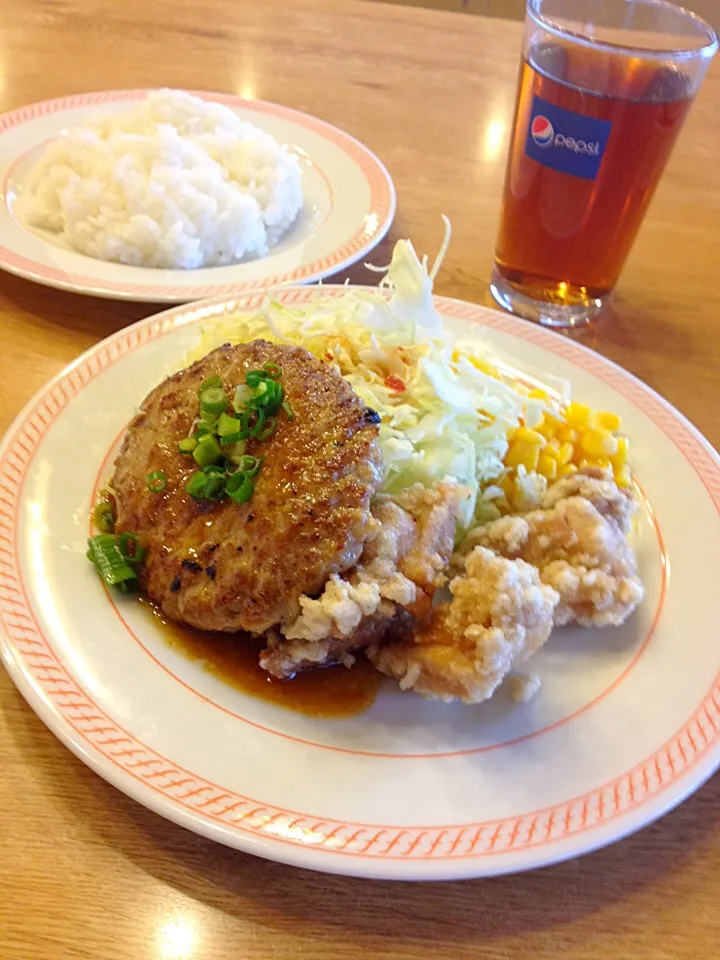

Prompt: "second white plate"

[0,90,395,301]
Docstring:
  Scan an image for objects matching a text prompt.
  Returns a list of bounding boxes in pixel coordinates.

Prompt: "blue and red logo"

[530,115,554,148]
[525,96,612,182]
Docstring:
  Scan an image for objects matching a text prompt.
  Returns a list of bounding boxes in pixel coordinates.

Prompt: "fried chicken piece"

[461,483,644,627]
[542,466,636,534]
[260,609,416,679]
[367,547,558,704]
[362,500,417,569]
[382,482,467,592]
[259,481,468,678]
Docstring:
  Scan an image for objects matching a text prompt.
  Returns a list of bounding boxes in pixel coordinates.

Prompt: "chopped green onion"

[176,360,286,508]
[235,409,251,437]
[248,408,266,437]
[254,380,279,410]
[199,375,223,392]
[226,440,247,462]
[256,417,276,442]
[253,383,270,407]
[93,502,115,532]
[255,379,281,408]
[186,471,209,498]
[233,384,253,411]
[225,472,255,504]
[193,435,222,468]
[217,412,241,437]
[203,473,226,501]
[178,437,198,454]
[265,382,279,406]
[199,387,229,416]
[146,471,167,493]
[185,468,225,501]
[118,532,146,564]
[115,580,139,595]
[87,534,139,588]
[225,471,247,494]
[195,422,214,438]
[235,455,263,477]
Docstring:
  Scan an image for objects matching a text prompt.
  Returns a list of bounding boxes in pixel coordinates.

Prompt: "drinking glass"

[490,0,718,328]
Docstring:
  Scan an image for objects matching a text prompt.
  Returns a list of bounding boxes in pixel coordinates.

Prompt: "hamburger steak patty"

[111,340,383,633]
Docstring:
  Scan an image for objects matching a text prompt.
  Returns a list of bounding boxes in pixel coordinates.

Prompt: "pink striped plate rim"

[0,90,395,302]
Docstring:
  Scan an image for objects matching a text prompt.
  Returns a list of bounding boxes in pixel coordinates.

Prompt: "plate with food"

[1,227,719,880]
[0,88,394,301]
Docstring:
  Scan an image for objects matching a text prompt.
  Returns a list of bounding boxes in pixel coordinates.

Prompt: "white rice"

[19,89,303,269]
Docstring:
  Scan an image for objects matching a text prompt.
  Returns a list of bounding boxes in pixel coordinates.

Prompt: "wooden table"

[2,1,719,957]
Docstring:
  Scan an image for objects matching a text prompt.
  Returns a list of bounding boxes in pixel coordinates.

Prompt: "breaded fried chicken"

[259,481,467,678]
[460,471,644,627]
[383,482,467,593]
[541,466,636,534]
[367,547,558,703]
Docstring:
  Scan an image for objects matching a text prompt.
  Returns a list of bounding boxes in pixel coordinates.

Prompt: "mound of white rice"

[19,89,303,269]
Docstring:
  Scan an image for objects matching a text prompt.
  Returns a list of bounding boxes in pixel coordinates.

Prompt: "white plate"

[0,91,395,301]
[1,288,719,881]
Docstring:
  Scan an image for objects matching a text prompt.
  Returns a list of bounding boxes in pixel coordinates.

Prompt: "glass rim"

[527,0,719,62]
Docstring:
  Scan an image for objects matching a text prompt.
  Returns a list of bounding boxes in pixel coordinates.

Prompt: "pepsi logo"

[531,115,554,148]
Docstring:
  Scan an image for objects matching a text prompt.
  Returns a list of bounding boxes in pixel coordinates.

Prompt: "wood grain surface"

[1,1,719,958]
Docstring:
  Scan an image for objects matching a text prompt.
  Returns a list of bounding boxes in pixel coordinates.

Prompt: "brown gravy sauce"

[140,599,380,718]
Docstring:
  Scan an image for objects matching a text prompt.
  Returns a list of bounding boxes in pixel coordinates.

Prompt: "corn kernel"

[559,427,579,444]
[528,388,548,400]
[547,437,561,453]
[559,463,578,477]
[566,402,591,426]
[545,411,565,427]
[591,410,622,432]
[536,419,555,439]
[580,429,618,458]
[466,354,499,377]
[586,456,612,470]
[515,426,546,446]
[504,440,540,472]
[616,465,632,489]
[538,454,557,480]
[556,442,574,465]
[611,436,629,467]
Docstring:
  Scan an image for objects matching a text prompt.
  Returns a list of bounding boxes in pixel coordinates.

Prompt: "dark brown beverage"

[494,41,693,306]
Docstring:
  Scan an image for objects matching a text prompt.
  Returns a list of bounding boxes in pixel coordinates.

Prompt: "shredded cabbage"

[187,219,570,529]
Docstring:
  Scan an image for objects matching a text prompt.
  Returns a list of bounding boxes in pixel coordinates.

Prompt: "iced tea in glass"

[491,0,718,327]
